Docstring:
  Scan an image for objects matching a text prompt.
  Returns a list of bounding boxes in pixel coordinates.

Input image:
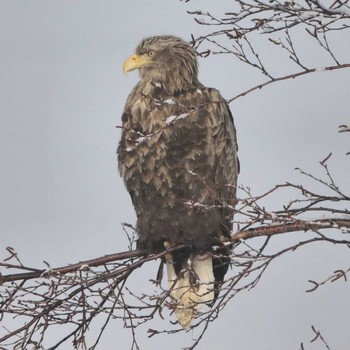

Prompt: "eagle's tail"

[165,252,215,329]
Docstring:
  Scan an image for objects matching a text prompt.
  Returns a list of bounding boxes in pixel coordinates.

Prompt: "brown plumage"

[118,35,239,328]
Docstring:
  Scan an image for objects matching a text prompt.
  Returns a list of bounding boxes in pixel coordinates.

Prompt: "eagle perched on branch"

[118,35,239,328]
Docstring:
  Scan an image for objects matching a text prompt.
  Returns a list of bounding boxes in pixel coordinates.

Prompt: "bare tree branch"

[227,63,350,102]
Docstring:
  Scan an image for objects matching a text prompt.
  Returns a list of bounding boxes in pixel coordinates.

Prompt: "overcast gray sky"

[1,1,350,349]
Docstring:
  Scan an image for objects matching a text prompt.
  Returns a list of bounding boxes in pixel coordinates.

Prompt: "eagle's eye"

[147,51,155,57]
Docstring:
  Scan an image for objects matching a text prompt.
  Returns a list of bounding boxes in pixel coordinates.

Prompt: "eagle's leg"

[163,241,172,260]
[155,241,173,285]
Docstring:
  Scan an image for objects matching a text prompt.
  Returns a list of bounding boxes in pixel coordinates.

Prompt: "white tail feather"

[166,253,215,329]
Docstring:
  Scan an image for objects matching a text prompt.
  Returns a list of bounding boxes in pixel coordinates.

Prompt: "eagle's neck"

[139,66,199,95]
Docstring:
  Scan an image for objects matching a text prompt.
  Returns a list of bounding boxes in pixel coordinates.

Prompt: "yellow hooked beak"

[123,54,152,74]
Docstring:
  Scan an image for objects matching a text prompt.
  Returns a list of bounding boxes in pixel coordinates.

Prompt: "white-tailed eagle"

[118,35,239,328]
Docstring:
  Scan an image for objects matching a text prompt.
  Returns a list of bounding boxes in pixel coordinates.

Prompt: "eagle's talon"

[163,241,171,250]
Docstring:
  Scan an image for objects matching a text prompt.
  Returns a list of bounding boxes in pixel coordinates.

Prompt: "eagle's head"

[123,35,199,93]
